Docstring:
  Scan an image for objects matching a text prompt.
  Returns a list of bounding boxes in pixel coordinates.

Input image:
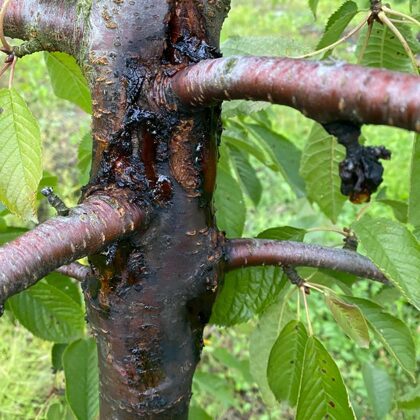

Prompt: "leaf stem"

[307,226,347,236]
[301,287,313,336]
[8,54,16,89]
[293,14,370,59]
[381,6,420,27]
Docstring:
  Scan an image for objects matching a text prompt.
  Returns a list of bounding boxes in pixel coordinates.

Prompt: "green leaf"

[78,133,92,185]
[409,134,420,238]
[377,198,408,223]
[45,52,92,114]
[189,405,212,420]
[211,226,302,325]
[228,145,262,205]
[249,291,294,407]
[257,226,306,241]
[211,266,286,325]
[343,296,416,380]
[52,343,68,372]
[214,166,246,237]
[9,282,85,342]
[63,338,99,420]
[357,21,419,73]
[212,348,253,383]
[362,363,394,419]
[300,123,346,223]
[325,294,370,348]
[248,124,306,197]
[296,337,355,420]
[193,372,236,408]
[316,1,359,58]
[46,273,83,306]
[47,402,75,420]
[223,134,273,168]
[352,216,420,310]
[0,88,42,219]
[309,0,320,18]
[267,321,308,406]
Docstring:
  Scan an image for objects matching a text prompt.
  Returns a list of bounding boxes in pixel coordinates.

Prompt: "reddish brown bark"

[224,238,387,283]
[0,0,415,418]
[56,262,93,282]
[0,194,144,308]
[1,0,83,56]
[169,56,420,132]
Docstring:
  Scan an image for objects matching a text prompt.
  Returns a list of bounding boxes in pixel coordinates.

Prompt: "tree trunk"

[82,1,229,417]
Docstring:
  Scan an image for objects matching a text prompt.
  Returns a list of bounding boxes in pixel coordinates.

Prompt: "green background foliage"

[0,0,418,419]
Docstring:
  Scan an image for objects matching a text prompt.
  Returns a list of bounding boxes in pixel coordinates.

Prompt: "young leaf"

[409,134,420,238]
[248,124,306,197]
[296,337,355,420]
[362,363,394,420]
[9,281,85,343]
[45,52,92,114]
[228,145,262,205]
[249,292,294,407]
[344,296,416,379]
[300,123,346,223]
[0,88,42,219]
[325,294,370,348]
[309,0,320,19]
[357,21,419,73]
[188,405,212,420]
[63,338,99,420]
[316,1,359,58]
[214,166,246,237]
[352,216,420,310]
[267,321,308,406]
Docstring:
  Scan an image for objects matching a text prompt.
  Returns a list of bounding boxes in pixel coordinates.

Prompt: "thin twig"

[0,0,11,53]
[382,6,420,27]
[293,14,370,59]
[56,262,93,282]
[378,11,419,75]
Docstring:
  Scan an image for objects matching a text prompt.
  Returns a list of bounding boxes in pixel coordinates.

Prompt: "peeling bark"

[169,56,420,132]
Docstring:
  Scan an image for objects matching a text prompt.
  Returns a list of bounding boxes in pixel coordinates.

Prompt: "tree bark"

[169,56,420,132]
[0,0,418,418]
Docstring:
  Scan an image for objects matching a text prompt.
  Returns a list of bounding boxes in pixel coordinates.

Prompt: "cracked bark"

[0,0,417,418]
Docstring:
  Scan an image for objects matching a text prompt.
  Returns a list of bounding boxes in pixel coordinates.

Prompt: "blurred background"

[0,0,418,419]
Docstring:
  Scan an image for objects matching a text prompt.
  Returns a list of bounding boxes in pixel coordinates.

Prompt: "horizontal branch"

[56,262,93,282]
[0,194,144,306]
[224,238,388,284]
[1,0,84,56]
[169,56,420,132]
